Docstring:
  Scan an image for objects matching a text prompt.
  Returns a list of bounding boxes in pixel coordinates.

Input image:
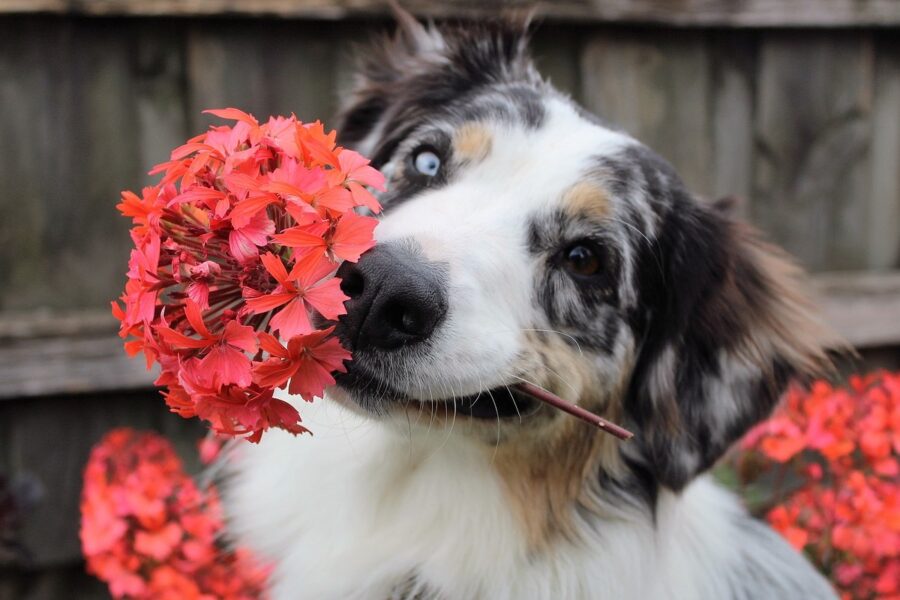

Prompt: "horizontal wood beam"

[1,0,899,27]
[812,271,900,349]
[0,321,160,400]
[1,270,899,399]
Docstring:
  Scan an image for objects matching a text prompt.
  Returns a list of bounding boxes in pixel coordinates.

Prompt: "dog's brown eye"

[562,243,602,277]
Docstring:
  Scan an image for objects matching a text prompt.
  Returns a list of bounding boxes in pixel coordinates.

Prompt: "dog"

[223,14,841,599]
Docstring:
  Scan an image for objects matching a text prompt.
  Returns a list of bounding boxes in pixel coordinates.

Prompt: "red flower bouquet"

[741,372,900,599]
[80,428,271,599]
[113,109,384,442]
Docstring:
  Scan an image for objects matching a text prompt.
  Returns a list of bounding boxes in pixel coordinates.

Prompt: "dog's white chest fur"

[222,398,834,600]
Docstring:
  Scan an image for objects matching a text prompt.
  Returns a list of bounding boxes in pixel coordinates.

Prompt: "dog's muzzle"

[335,241,448,352]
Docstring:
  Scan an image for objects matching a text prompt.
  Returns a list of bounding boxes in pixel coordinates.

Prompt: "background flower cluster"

[113,109,384,442]
[80,428,270,599]
[740,371,900,599]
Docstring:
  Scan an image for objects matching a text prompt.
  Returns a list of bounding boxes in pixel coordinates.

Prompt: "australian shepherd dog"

[224,13,840,599]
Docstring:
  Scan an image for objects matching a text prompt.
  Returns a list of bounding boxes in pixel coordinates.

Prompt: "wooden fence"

[1,1,899,597]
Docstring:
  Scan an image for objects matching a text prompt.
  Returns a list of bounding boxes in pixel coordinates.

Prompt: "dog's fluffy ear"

[335,9,536,158]
[626,196,842,491]
[335,6,445,153]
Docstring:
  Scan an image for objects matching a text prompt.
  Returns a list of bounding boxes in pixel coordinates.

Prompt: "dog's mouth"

[334,367,540,420]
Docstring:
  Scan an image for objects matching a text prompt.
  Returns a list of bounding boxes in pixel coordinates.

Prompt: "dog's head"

[330,15,838,500]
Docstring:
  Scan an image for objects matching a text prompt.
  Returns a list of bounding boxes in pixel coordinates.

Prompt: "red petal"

[223,172,263,193]
[272,225,328,252]
[348,181,382,213]
[253,357,298,389]
[316,186,355,212]
[229,229,261,263]
[230,194,278,229]
[287,356,335,400]
[259,252,290,285]
[244,292,295,314]
[222,320,258,354]
[304,279,349,320]
[265,181,307,198]
[289,249,337,288]
[203,107,259,127]
[186,281,210,310]
[156,325,211,349]
[258,331,289,358]
[308,335,352,372]
[168,188,226,208]
[183,298,214,339]
[170,142,223,161]
[331,211,378,262]
[200,345,253,388]
[270,298,313,339]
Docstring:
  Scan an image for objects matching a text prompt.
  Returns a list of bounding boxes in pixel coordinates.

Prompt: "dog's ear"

[334,6,445,153]
[625,193,842,491]
[335,9,537,158]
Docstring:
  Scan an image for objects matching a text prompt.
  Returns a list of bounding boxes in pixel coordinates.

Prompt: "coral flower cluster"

[80,428,271,599]
[113,109,384,442]
[741,372,900,599]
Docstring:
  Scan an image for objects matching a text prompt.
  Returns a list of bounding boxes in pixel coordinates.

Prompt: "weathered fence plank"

[3,0,900,27]
[814,271,900,349]
[867,34,900,270]
[708,31,757,212]
[133,22,190,187]
[581,30,716,196]
[0,18,141,313]
[187,20,345,132]
[531,24,583,100]
[752,32,876,272]
[0,331,160,398]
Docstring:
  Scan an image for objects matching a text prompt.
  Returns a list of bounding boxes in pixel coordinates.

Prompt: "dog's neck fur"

[224,398,834,600]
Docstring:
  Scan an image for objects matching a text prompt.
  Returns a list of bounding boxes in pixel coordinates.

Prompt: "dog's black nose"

[336,242,448,351]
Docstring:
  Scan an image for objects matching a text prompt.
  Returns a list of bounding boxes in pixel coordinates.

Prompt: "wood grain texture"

[133,23,190,188]
[0,329,160,399]
[751,31,876,272]
[187,20,345,132]
[2,0,900,26]
[813,271,900,349]
[867,34,900,270]
[709,31,757,214]
[581,30,715,196]
[0,18,141,313]
[531,24,583,100]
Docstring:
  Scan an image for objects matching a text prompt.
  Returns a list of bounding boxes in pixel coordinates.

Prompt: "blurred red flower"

[80,428,271,599]
[741,371,900,599]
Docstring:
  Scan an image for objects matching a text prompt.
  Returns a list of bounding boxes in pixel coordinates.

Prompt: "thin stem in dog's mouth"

[406,384,632,441]
[339,368,633,441]
[513,382,633,441]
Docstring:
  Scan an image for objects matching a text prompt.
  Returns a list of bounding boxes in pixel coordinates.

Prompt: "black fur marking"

[337,19,544,157]
[528,202,624,356]
[611,144,810,490]
[598,454,660,516]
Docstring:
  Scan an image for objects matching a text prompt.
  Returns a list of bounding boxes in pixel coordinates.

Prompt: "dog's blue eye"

[413,150,441,177]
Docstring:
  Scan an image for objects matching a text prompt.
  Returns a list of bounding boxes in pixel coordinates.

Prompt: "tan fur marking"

[452,123,493,163]
[563,181,611,221]
[491,332,626,550]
